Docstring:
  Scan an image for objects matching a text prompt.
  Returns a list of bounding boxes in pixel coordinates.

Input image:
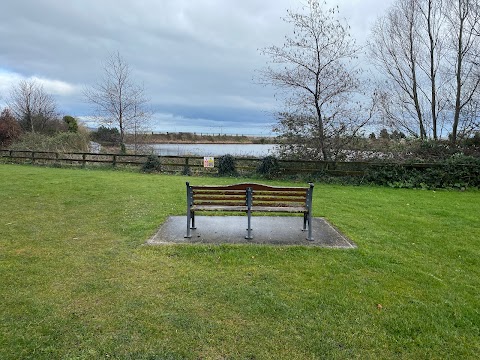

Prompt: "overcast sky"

[0,0,394,135]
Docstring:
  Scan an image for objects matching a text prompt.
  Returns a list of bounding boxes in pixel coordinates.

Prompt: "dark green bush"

[218,154,237,176]
[364,164,413,188]
[464,132,480,147]
[91,126,120,145]
[441,153,480,188]
[182,164,191,176]
[63,115,78,133]
[364,154,480,189]
[257,155,280,179]
[142,155,162,173]
[120,143,127,155]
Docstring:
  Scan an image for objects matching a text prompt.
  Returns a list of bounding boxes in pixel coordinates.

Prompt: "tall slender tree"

[417,0,446,140]
[447,0,480,144]
[370,0,480,143]
[370,0,428,139]
[84,52,150,153]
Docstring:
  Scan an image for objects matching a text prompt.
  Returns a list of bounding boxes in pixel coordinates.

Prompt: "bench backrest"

[186,182,314,209]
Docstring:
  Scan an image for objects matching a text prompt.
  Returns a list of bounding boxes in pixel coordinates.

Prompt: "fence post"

[82,153,86,168]
[31,151,35,164]
[112,154,117,167]
[55,152,59,165]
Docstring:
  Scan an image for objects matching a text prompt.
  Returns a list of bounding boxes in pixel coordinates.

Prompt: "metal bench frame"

[185,182,314,240]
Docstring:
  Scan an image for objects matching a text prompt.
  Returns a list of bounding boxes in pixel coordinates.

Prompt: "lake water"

[147,143,279,157]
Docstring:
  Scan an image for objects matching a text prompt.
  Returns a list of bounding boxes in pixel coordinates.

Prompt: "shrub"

[407,140,454,161]
[41,118,68,135]
[257,155,280,179]
[9,131,90,152]
[0,108,22,147]
[63,115,78,133]
[142,154,162,173]
[218,154,237,176]
[364,154,480,189]
[364,164,410,187]
[442,153,480,188]
[91,126,121,145]
[182,163,191,176]
[120,143,127,155]
[464,132,480,147]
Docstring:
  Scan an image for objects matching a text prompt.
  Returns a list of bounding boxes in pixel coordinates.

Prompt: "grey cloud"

[0,0,393,132]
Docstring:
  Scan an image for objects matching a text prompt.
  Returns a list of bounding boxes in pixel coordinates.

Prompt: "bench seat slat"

[194,195,245,201]
[252,196,306,202]
[251,206,307,213]
[249,186,308,192]
[193,190,245,195]
[253,189,307,194]
[191,205,248,211]
[253,202,305,207]
[194,201,246,206]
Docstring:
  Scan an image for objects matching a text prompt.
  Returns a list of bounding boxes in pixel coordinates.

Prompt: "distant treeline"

[124,132,276,144]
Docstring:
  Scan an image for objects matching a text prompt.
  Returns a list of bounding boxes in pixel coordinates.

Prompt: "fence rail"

[0,149,466,177]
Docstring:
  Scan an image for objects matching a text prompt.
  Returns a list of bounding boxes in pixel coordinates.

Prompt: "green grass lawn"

[0,164,479,359]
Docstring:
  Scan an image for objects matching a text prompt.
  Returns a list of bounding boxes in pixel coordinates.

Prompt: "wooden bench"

[185,182,314,240]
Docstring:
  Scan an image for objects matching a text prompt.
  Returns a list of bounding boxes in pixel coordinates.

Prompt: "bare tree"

[370,0,429,139]
[370,0,480,143]
[258,0,373,160]
[8,79,58,133]
[128,101,151,154]
[417,0,447,140]
[446,0,480,144]
[83,52,150,153]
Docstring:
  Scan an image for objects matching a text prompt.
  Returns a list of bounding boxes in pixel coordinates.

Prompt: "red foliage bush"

[0,108,22,147]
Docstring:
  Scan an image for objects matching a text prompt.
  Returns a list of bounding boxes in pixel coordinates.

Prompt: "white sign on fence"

[203,156,214,168]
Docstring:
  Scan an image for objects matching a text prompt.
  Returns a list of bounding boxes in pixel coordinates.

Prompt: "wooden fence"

[0,149,452,177]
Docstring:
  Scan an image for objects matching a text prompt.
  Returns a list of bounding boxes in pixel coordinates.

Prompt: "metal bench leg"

[306,211,313,241]
[306,183,314,241]
[245,187,253,239]
[185,182,193,238]
[246,212,253,239]
[185,210,192,238]
[191,212,196,229]
[303,213,307,231]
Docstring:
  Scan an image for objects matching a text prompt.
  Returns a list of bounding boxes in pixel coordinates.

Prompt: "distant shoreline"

[126,133,276,145]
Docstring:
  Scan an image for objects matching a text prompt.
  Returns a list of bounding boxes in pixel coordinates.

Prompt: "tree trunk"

[408,8,426,140]
[314,102,328,160]
[427,0,438,140]
[452,1,464,146]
